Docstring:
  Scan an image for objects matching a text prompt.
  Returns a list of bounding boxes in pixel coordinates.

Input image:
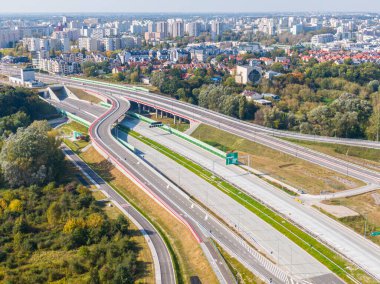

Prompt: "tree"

[47,202,62,226]
[270,62,285,73]
[0,111,30,137]
[368,80,380,93]
[86,213,104,229]
[130,71,140,83]
[176,88,187,101]
[113,264,134,284]
[88,268,101,284]
[239,96,247,120]
[366,94,380,141]
[13,216,28,234]
[113,72,125,82]
[150,71,166,89]
[63,217,86,233]
[0,121,64,187]
[224,77,237,87]
[8,199,22,213]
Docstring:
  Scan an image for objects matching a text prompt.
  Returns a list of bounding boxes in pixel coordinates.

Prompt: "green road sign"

[370,231,380,237]
[73,131,83,139]
[226,152,239,165]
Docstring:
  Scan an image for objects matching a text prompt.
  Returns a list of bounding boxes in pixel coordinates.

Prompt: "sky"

[1,0,380,14]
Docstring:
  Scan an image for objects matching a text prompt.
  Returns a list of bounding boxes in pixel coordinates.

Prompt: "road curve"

[62,145,172,284]
[81,97,177,284]
[58,91,380,282]
[51,93,308,283]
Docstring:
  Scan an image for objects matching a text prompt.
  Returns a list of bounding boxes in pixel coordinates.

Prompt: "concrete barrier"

[59,109,91,128]
[99,101,112,108]
[128,112,226,159]
[117,137,136,153]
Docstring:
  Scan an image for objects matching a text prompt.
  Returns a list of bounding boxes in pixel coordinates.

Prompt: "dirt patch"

[323,190,380,245]
[317,203,359,218]
[372,193,380,206]
[332,176,357,188]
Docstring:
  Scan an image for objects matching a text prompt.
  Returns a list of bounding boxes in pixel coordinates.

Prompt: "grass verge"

[145,113,190,132]
[119,125,376,284]
[282,138,380,172]
[67,87,102,104]
[191,124,365,195]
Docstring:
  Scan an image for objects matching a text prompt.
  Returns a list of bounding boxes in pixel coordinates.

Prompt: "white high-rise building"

[169,19,184,38]
[211,20,224,36]
[186,22,201,37]
[78,37,99,51]
[156,21,168,38]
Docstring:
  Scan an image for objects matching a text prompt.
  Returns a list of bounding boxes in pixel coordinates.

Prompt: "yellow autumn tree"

[63,217,86,233]
[8,199,23,213]
[0,198,7,210]
[86,213,104,229]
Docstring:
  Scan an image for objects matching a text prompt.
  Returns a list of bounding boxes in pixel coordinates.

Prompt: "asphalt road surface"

[45,82,379,282]
[53,93,307,283]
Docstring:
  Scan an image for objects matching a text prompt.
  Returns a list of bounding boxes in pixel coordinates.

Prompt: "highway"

[26,72,380,186]
[118,118,338,282]
[118,115,380,282]
[32,73,380,281]
[2,67,380,282]
[2,64,380,150]
[49,90,309,284]
[62,145,175,284]
[54,89,380,284]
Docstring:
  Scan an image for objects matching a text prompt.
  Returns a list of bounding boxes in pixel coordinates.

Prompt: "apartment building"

[78,37,100,51]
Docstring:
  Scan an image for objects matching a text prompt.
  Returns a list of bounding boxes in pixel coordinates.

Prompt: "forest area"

[0,86,146,283]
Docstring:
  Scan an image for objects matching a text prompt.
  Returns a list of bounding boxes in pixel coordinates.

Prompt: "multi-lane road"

[119,114,380,282]
[47,89,380,283]
[24,71,379,186]
[79,91,301,283]
[2,66,380,282]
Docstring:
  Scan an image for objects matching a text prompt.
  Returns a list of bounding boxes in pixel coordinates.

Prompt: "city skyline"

[1,0,380,14]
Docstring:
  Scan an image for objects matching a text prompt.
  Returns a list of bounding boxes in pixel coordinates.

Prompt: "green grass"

[118,125,375,284]
[59,122,90,153]
[67,87,102,104]
[190,124,365,195]
[282,138,380,170]
[144,114,190,132]
[59,121,89,135]
[214,241,265,284]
